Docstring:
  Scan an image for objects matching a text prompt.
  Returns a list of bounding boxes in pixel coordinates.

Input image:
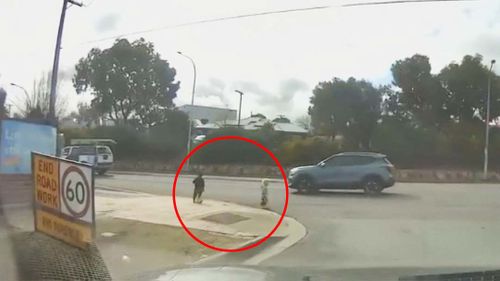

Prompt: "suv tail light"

[386,164,395,174]
[382,158,395,174]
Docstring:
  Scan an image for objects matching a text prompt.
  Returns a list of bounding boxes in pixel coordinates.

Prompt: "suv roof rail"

[70,139,117,146]
[336,151,386,157]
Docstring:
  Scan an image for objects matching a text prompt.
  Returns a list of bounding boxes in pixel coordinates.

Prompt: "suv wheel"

[297,176,317,194]
[363,177,383,195]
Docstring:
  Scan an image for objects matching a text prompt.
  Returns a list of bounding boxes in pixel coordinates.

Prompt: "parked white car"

[61,145,114,175]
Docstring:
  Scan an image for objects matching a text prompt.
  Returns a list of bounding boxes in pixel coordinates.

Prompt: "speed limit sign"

[60,161,94,223]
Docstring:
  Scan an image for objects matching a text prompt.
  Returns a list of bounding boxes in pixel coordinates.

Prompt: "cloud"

[462,8,472,18]
[95,14,120,33]
[195,78,228,105]
[278,79,308,102]
[235,78,308,112]
[470,33,500,60]
[427,28,441,37]
[58,67,75,82]
[487,7,500,29]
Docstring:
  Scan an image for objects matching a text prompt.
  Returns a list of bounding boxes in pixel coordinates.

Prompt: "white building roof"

[195,115,307,134]
[179,104,237,123]
[273,122,308,134]
[196,122,221,130]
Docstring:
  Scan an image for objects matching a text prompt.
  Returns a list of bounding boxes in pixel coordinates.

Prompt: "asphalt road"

[96,173,500,275]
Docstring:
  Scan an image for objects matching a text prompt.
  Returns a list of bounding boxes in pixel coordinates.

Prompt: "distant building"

[178,105,237,124]
[194,114,308,136]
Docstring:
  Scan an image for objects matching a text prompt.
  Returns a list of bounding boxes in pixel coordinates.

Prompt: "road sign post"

[32,152,95,249]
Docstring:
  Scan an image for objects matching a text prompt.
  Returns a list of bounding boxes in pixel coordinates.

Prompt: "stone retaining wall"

[395,169,500,182]
[112,160,500,183]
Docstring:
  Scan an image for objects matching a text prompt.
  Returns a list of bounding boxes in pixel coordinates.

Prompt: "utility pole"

[235,90,244,128]
[483,59,496,180]
[49,0,82,122]
[0,88,6,118]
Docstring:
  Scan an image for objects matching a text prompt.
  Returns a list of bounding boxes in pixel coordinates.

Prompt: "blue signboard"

[0,120,57,174]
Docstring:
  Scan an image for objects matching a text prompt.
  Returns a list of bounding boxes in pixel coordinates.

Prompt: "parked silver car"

[288,152,395,194]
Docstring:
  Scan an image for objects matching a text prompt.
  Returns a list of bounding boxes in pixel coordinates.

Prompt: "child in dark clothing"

[192,173,205,204]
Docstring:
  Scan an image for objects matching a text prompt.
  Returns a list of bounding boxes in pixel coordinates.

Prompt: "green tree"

[251,113,266,119]
[272,115,291,123]
[278,137,339,166]
[73,38,180,128]
[0,88,7,118]
[390,54,448,127]
[438,54,500,124]
[77,102,102,127]
[309,77,382,149]
[147,109,189,154]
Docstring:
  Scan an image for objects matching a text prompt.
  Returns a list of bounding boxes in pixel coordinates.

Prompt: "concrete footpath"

[95,187,306,279]
[96,188,306,265]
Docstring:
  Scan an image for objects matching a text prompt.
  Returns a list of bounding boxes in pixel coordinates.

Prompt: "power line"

[343,0,474,7]
[80,0,474,46]
[81,5,330,45]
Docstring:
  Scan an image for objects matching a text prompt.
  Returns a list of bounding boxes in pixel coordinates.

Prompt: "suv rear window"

[97,147,111,154]
[72,146,96,155]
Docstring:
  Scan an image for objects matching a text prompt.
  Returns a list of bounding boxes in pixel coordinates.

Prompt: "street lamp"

[9,83,30,101]
[177,51,197,170]
[177,51,197,105]
[483,59,496,180]
[235,90,244,128]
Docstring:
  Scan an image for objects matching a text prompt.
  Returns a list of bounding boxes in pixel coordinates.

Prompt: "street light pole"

[177,51,197,170]
[9,83,30,102]
[235,90,244,128]
[177,52,197,105]
[483,59,496,180]
[49,0,82,122]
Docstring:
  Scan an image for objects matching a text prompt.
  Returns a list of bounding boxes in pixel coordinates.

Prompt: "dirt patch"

[202,212,250,225]
[96,217,249,280]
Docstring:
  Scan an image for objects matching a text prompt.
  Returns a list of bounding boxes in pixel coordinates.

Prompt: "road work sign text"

[36,209,92,249]
[34,156,59,210]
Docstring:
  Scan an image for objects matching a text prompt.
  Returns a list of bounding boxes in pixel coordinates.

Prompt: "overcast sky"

[1,0,499,120]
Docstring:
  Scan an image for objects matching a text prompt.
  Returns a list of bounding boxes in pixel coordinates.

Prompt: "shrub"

[277,137,340,166]
[191,128,274,165]
[60,111,189,162]
[371,118,494,169]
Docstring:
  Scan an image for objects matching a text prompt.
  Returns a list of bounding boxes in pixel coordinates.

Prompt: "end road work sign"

[32,152,95,249]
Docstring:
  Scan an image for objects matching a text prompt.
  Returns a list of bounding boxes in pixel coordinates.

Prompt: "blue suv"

[288,152,395,194]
